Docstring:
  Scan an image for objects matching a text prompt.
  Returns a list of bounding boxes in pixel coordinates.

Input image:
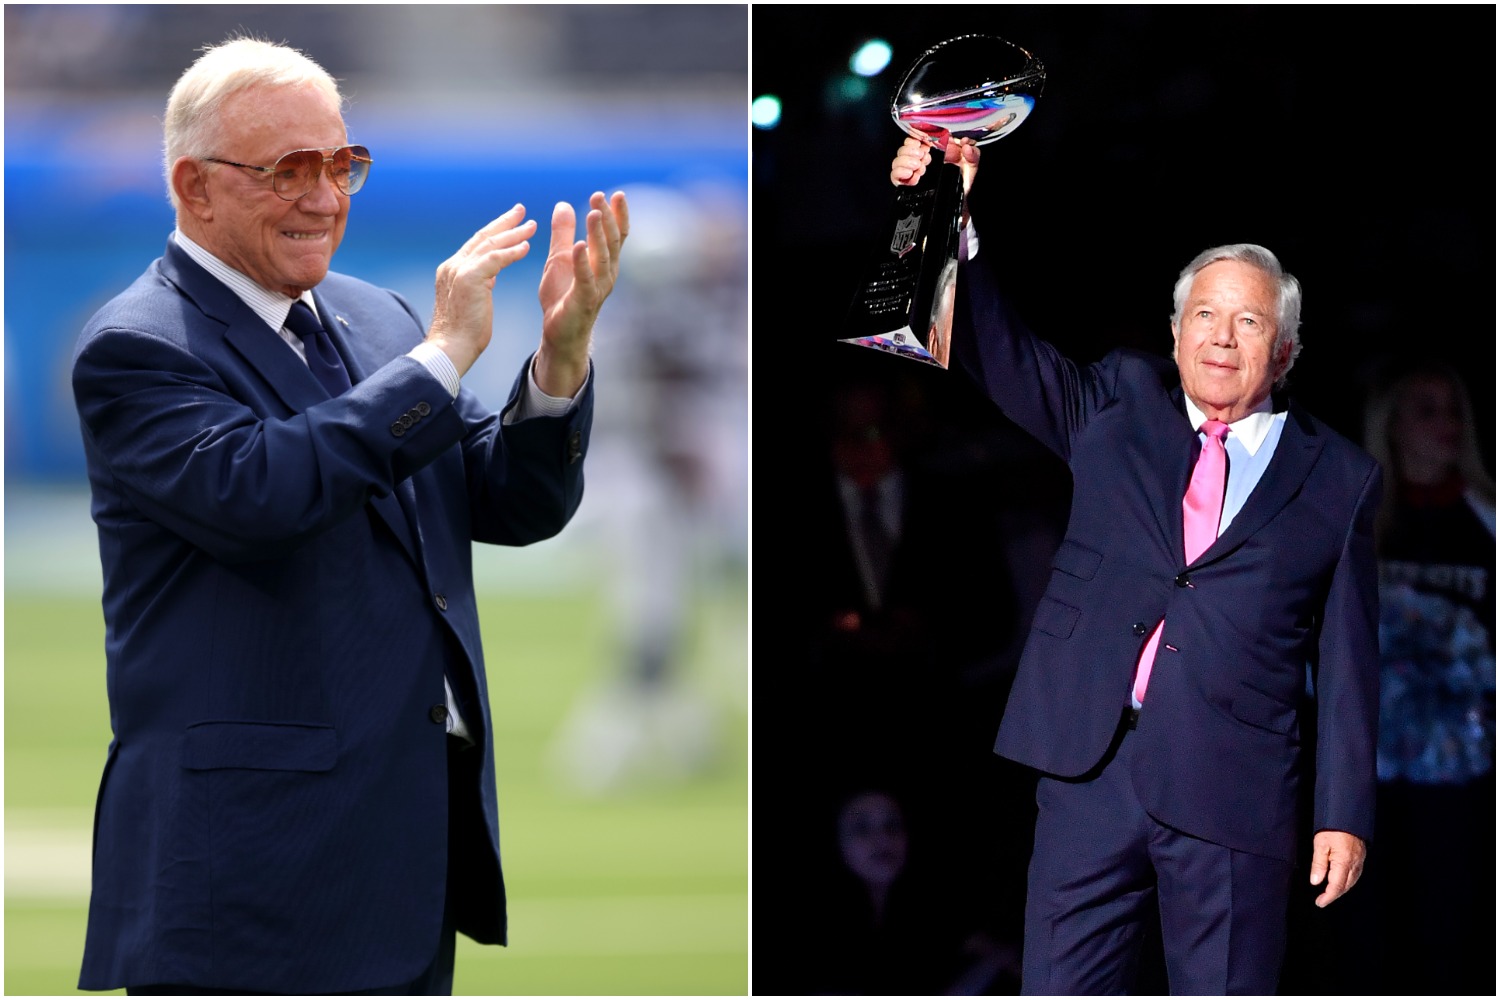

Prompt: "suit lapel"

[1196,401,1324,564]
[160,241,425,572]
[373,478,424,572]
[1146,387,1198,566]
[161,241,331,415]
[221,314,330,413]
[309,288,426,572]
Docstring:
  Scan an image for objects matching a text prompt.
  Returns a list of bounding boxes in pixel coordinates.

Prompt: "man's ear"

[171,156,213,221]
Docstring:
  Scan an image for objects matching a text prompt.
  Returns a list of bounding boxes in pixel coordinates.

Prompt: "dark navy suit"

[72,238,592,993]
[953,243,1381,992]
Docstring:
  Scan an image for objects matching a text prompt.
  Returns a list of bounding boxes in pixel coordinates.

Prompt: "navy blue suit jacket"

[72,238,592,992]
[954,248,1381,865]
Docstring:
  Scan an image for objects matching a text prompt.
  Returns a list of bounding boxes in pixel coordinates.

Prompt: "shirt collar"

[1184,393,1277,456]
[173,229,316,332]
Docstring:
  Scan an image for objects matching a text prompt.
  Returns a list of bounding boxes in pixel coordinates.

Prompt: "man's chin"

[279,265,332,297]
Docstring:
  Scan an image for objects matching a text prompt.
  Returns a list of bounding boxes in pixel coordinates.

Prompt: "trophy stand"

[842,145,966,368]
[839,34,1044,369]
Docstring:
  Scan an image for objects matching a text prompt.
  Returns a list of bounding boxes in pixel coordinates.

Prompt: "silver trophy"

[842,35,1045,368]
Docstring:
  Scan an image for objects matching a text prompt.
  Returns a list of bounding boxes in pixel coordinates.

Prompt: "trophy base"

[837,328,945,368]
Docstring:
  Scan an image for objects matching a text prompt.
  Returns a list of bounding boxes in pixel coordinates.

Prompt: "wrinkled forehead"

[218,83,348,158]
[1189,259,1277,306]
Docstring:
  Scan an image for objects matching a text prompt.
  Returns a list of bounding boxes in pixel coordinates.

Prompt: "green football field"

[5,490,749,996]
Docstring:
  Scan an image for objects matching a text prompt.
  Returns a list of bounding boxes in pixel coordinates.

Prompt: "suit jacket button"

[1175,573,1191,588]
[568,430,583,464]
[1131,622,1148,636]
[416,401,431,416]
[433,592,448,611]
[429,704,449,725]
[391,422,406,437]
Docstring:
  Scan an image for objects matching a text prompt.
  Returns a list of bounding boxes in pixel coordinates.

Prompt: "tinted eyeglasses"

[204,144,372,201]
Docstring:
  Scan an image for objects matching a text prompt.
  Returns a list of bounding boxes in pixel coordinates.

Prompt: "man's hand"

[889,135,981,193]
[426,204,538,376]
[890,136,933,187]
[533,190,629,398]
[1309,829,1366,907]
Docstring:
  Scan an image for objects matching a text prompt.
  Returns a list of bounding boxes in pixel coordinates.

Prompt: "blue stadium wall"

[6,102,747,482]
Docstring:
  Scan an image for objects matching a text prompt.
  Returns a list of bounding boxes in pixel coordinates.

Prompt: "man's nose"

[296,167,342,214]
[1210,319,1236,346]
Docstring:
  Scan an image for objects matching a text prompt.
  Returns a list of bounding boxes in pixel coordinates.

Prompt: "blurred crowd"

[550,181,749,793]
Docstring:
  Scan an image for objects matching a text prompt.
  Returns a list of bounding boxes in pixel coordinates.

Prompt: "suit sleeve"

[951,223,1119,462]
[1311,460,1384,841]
[74,321,473,563]
[73,310,586,562]
[455,355,593,547]
[381,284,592,549]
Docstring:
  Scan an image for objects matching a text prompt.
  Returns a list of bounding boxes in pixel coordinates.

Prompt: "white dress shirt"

[1182,393,1287,536]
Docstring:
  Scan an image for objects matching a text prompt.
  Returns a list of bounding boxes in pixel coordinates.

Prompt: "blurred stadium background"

[5,5,748,995]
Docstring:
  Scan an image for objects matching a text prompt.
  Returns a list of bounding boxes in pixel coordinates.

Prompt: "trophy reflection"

[842,35,1045,368]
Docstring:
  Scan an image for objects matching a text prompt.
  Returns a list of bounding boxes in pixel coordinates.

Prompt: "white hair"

[1171,243,1303,388]
[162,35,342,208]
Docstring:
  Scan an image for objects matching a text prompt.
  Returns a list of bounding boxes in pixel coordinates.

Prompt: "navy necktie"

[284,300,351,397]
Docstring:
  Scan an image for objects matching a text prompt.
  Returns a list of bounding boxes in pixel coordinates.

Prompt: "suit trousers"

[1021,712,1294,995]
[126,737,478,996]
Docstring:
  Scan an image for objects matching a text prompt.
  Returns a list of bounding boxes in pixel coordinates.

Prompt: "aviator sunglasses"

[203,144,372,201]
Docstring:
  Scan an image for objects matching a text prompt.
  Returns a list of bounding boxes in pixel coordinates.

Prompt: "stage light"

[851,39,892,77]
[751,94,782,130]
[830,75,870,105]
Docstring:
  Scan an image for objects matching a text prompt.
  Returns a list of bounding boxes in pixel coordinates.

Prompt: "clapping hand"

[534,190,629,398]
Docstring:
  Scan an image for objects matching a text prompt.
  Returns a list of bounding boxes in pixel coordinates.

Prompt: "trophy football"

[841,35,1045,368]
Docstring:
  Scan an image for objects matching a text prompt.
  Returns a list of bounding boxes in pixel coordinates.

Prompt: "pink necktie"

[1132,419,1230,705]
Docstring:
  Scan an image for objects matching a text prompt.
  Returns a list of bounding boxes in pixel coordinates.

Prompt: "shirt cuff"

[407,342,461,399]
[508,355,582,424]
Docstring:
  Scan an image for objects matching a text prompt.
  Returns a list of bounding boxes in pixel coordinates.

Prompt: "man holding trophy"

[878,37,1381,996]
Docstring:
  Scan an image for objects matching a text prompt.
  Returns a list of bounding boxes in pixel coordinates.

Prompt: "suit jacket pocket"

[1229,685,1297,736]
[181,721,338,772]
[1033,597,1081,639]
[1052,539,1103,581]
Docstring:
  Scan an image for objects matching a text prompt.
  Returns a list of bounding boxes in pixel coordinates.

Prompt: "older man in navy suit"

[891,138,1379,994]
[72,37,627,995]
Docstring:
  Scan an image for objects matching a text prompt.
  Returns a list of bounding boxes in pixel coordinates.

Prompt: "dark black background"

[751,4,1495,444]
[749,5,1495,994]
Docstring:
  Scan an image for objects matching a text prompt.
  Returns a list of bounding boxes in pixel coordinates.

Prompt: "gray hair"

[1171,243,1302,388]
[163,35,342,208]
